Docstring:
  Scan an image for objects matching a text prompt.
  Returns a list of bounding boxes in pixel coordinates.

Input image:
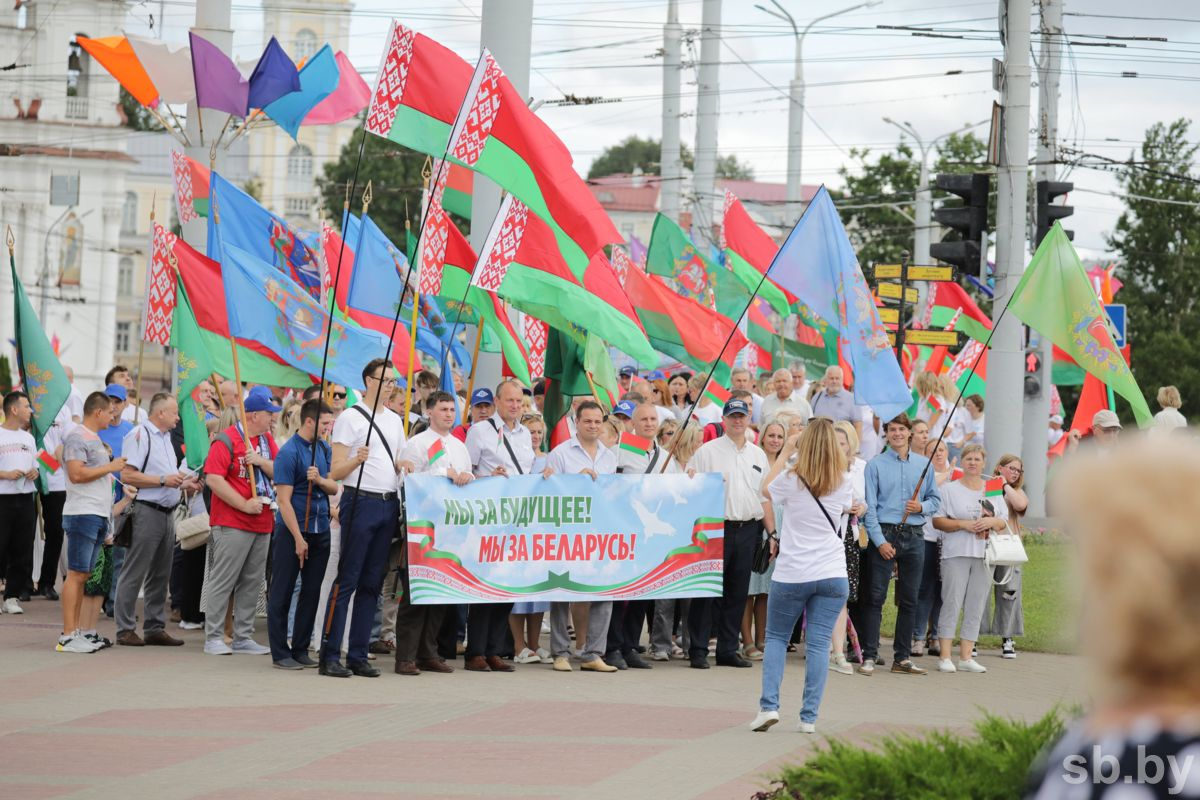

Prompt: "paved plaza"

[0,600,1084,799]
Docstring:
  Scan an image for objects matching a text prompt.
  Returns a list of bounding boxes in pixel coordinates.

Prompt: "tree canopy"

[587,135,753,180]
[317,126,426,246]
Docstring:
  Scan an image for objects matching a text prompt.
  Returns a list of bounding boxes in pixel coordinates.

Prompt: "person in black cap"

[618,366,637,395]
[685,398,774,669]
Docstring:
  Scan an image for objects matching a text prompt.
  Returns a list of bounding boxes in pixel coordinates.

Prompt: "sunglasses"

[331,392,347,400]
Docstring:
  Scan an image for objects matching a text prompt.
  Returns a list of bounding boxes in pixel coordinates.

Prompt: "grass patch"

[880,534,1076,654]
[755,709,1068,800]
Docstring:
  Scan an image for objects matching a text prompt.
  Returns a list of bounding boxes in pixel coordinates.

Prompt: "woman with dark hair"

[668,374,692,422]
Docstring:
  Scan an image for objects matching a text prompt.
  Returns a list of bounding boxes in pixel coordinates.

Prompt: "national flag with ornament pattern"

[36,450,60,473]
[142,222,179,346]
[427,438,445,466]
[721,190,795,316]
[618,432,651,458]
[171,150,210,222]
[984,477,1005,497]
[521,314,548,380]
[703,380,731,407]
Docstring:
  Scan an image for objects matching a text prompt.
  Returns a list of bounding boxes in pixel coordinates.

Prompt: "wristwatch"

[158,475,165,487]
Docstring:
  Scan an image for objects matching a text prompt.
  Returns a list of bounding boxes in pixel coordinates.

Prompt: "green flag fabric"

[170,283,216,469]
[10,255,70,448]
[645,213,715,306]
[1009,223,1152,425]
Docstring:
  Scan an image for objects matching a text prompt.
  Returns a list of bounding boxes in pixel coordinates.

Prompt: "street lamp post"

[756,0,881,222]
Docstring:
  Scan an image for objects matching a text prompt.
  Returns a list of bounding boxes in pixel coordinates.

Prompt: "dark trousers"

[466,603,513,659]
[437,604,460,660]
[37,490,65,592]
[860,524,925,662]
[170,542,184,611]
[0,493,37,599]
[688,519,760,659]
[914,538,942,642]
[395,598,446,664]
[268,524,331,662]
[179,543,207,624]
[322,492,398,664]
[607,600,652,657]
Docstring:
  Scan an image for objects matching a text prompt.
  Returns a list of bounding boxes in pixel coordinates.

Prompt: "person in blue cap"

[452,388,495,443]
[611,399,637,433]
[685,397,775,669]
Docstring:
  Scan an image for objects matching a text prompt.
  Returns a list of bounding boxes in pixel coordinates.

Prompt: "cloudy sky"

[126,0,1200,259]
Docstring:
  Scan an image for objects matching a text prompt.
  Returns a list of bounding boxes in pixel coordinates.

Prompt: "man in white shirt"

[790,363,811,403]
[0,391,40,614]
[686,398,775,669]
[731,368,764,425]
[463,379,535,672]
[761,369,813,423]
[393,390,472,677]
[543,400,618,673]
[321,358,412,679]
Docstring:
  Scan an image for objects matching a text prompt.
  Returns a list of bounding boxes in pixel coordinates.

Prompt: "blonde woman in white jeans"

[932,443,1007,674]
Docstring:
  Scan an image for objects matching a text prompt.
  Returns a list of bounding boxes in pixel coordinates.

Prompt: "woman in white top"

[913,438,957,658]
[828,420,867,675]
[743,420,788,660]
[932,443,1008,674]
[1153,385,1187,434]
[648,421,702,661]
[667,374,692,422]
[751,419,854,735]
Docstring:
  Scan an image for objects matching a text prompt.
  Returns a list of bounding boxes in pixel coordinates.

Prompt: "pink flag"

[302,50,370,126]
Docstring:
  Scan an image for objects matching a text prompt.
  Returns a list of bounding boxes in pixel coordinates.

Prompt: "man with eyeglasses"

[320,358,413,678]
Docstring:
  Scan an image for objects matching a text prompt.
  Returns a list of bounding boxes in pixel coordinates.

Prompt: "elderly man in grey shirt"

[810,366,862,438]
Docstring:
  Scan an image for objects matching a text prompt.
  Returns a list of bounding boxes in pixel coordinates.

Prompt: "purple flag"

[629,234,648,267]
[189,32,248,116]
[247,36,299,111]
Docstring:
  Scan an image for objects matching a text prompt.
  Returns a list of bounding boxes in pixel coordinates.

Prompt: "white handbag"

[985,531,1028,583]
[173,495,211,551]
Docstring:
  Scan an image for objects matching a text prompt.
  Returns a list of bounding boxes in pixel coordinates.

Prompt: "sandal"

[743,645,764,660]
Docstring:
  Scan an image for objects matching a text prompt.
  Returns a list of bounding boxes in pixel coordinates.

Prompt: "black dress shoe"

[41,586,59,601]
[689,656,710,669]
[348,660,381,678]
[606,652,628,670]
[625,652,653,669]
[716,654,753,668]
[18,591,30,603]
[319,659,353,678]
[293,653,319,668]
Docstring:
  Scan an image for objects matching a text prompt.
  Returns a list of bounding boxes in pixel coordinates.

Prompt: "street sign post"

[1104,303,1126,348]
[874,264,957,282]
[877,282,920,303]
[887,329,965,347]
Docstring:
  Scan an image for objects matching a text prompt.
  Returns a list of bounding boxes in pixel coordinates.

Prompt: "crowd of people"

[0,358,1190,735]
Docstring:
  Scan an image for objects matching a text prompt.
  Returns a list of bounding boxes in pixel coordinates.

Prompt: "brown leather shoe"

[144,630,185,647]
[394,660,420,676]
[116,631,144,647]
[369,639,395,655]
[464,655,490,672]
[169,608,182,624]
[418,658,454,674]
[486,655,515,672]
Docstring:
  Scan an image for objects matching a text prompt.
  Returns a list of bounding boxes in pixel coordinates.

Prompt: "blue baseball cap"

[647,369,665,381]
[244,385,282,413]
[104,383,127,401]
[619,366,637,377]
[471,388,495,407]
[613,400,637,418]
[722,398,751,417]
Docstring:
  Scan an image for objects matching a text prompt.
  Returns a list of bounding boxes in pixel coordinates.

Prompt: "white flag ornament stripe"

[447,49,503,167]
[417,162,451,297]
[470,194,528,292]
[610,245,638,287]
[521,314,548,379]
[365,21,416,138]
[171,150,197,224]
[143,222,179,346]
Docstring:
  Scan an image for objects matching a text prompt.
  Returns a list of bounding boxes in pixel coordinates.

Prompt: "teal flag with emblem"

[10,246,70,449]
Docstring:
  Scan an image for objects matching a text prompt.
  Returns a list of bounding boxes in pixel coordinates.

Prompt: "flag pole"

[402,165,430,436]
[133,202,156,425]
[463,323,485,402]
[227,341,258,499]
[210,373,225,410]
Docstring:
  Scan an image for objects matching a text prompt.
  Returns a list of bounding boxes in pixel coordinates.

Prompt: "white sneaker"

[535,647,553,664]
[650,650,670,662]
[178,620,203,630]
[204,638,233,655]
[938,659,957,673]
[56,632,99,653]
[1002,639,1017,659]
[957,659,987,673]
[541,620,551,635]
[514,647,541,664]
[231,639,270,655]
[798,721,816,734]
[4,597,23,614]
[750,710,779,732]
[856,658,875,676]
[830,654,854,675]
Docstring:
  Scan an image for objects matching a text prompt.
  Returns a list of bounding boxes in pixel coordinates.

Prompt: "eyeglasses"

[368,375,396,387]
[1004,465,1023,475]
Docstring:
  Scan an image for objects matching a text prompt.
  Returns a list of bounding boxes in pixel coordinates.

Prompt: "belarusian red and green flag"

[1009,223,1151,426]
[170,281,218,469]
[36,450,60,473]
[923,281,991,343]
[618,433,651,458]
[703,380,731,407]
[623,262,747,384]
[646,213,716,306]
[721,191,795,316]
[984,477,1005,497]
[427,439,446,466]
[171,150,211,222]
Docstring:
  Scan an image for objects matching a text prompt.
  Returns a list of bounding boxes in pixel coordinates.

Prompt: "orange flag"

[77,36,159,107]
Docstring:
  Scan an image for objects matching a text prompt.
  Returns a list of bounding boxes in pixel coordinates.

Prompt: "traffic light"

[930,173,990,277]
[1024,347,1042,398]
[1035,180,1073,247]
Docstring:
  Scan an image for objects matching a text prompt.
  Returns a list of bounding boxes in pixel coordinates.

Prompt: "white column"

[691,0,721,244]
[659,0,683,223]
[183,0,233,253]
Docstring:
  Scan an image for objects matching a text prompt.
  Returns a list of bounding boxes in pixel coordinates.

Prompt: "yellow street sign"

[873,264,957,281]
[886,329,964,347]
[876,282,919,303]
[877,307,901,324]
[874,264,903,279]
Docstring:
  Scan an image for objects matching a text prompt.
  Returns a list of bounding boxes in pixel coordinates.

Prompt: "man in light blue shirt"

[860,413,941,676]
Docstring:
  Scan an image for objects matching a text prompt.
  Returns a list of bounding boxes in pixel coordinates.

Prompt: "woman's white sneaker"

[829,654,854,675]
[956,659,987,673]
[938,659,957,673]
[798,721,816,734]
[750,710,780,732]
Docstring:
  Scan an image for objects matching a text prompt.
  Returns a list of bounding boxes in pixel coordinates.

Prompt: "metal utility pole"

[758,1,880,222]
[470,0,533,391]
[985,0,1033,469]
[659,0,683,224]
[1021,0,1062,516]
[183,0,232,252]
[691,0,721,244]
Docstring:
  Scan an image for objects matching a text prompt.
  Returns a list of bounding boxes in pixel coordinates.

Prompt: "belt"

[344,487,397,501]
[135,498,176,514]
[881,522,922,534]
[727,519,762,526]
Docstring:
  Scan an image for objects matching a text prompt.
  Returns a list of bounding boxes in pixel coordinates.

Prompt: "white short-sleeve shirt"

[934,479,1009,559]
[332,405,406,493]
[402,428,471,477]
[768,472,854,584]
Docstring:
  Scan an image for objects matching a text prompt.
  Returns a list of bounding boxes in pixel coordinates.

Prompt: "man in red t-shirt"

[202,386,280,656]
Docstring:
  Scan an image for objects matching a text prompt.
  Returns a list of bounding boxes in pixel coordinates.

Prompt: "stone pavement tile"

[424,700,747,740]
[72,704,384,734]
[273,739,666,786]
[0,784,88,800]
[0,732,256,778]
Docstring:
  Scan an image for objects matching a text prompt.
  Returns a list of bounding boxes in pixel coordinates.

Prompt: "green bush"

[756,709,1067,800]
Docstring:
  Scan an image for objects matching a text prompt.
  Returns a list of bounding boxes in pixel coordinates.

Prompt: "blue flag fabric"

[262,44,339,139]
[220,243,389,389]
[207,172,322,299]
[248,36,301,111]
[765,187,912,420]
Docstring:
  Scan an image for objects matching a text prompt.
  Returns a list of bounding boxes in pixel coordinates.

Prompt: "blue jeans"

[63,514,108,574]
[915,539,942,643]
[268,523,331,662]
[759,577,849,723]
[860,524,925,662]
[321,491,398,664]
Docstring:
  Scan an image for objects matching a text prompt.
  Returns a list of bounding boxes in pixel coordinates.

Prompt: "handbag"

[174,494,211,551]
[751,530,773,574]
[985,531,1028,574]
